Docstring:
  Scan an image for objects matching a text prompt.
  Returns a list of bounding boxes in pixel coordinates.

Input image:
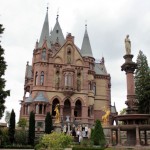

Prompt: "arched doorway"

[52,98,59,117]
[74,100,82,118]
[63,99,71,120]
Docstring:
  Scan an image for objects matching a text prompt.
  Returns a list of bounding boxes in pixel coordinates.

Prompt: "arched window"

[40,71,44,85]
[35,72,38,85]
[65,73,72,87]
[41,48,46,60]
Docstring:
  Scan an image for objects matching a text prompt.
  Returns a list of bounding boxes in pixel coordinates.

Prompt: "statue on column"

[125,35,131,55]
[54,104,60,123]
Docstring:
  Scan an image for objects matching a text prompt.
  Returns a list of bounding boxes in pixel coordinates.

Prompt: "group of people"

[62,124,91,144]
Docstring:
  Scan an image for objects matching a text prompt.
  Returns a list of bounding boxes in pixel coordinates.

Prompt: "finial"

[47,3,49,11]
[56,8,59,21]
[85,20,87,30]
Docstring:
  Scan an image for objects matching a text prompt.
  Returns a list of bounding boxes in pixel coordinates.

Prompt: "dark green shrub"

[28,111,35,145]
[15,129,27,145]
[45,112,53,134]
[8,109,16,144]
[92,120,106,147]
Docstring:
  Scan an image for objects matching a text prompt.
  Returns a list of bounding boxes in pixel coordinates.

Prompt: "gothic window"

[40,71,44,85]
[77,72,81,91]
[41,48,46,60]
[55,71,60,89]
[65,73,72,87]
[35,72,38,85]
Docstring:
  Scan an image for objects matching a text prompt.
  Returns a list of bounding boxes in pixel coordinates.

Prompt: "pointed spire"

[50,13,65,46]
[80,24,93,57]
[38,8,50,48]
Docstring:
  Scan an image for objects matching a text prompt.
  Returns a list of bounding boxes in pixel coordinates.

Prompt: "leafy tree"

[45,112,53,134]
[18,118,27,129]
[5,110,10,126]
[0,24,10,119]
[8,109,16,144]
[135,50,150,114]
[119,108,126,115]
[28,111,35,145]
[92,120,106,147]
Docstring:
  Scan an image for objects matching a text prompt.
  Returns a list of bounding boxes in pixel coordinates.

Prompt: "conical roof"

[80,25,93,57]
[50,15,65,46]
[38,9,51,48]
[25,95,32,103]
[33,92,48,102]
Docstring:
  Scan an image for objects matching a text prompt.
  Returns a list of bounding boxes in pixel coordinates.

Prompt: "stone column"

[117,127,121,146]
[109,129,113,146]
[60,105,64,121]
[82,106,88,123]
[136,126,140,146]
[42,104,44,114]
[71,106,75,122]
[144,130,147,145]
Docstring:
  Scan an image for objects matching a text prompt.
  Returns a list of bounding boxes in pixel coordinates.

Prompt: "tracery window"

[40,71,44,85]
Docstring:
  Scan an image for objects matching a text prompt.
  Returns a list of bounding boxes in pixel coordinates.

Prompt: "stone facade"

[19,10,112,130]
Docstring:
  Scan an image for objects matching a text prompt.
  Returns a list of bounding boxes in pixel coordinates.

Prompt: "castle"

[19,9,115,130]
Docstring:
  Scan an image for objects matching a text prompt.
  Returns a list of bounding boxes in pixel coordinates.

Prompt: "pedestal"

[54,123,62,133]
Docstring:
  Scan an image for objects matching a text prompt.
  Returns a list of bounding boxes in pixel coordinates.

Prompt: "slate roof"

[50,15,65,46]
[33,92,48,102]
[25,65,32,79]
[25,95,32,103]
[94,63,107,75]
[80,26,93,57]
[38,10,51,48]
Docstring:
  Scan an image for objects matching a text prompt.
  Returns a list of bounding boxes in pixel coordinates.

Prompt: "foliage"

[0,24,10,119]
[45,112,53,134]
[35,132,73,150]
[72,147,104,150]
[0,127,10,146]
[18,118,27,129]
[8,109,16,144]
[15,129,27,145]
[135,50,150,114]
[5,111,10,126]
[28,111,35,145]
[92,120,106,147]
[119,108,126,115]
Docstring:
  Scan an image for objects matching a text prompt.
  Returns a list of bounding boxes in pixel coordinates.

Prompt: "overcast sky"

[0,0,150,123]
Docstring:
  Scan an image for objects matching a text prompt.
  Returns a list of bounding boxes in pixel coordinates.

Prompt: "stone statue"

[54,104,60,123]
[125,35,131,54]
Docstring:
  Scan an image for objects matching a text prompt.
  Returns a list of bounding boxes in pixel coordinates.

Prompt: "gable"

[53,41,84,66]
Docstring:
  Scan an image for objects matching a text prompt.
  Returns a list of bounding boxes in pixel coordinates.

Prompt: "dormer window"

[42,48,46,60]
[56,29,59,33]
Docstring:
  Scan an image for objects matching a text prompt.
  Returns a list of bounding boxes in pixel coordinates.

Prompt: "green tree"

[0,24,10,119]
[5,110,10,126]
[135,50,150,114]
[45,112,53,134]
[92,120,106,146]
[8,109,15,144]
[18,118,27,129]
[28,111,35,145]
